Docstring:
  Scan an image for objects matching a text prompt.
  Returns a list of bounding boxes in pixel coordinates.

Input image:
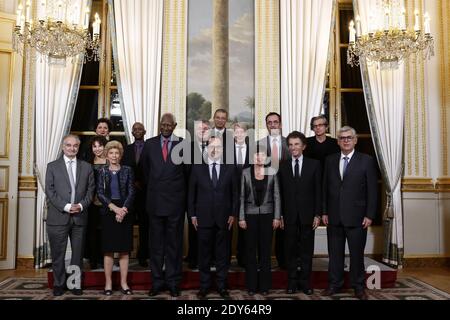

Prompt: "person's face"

[288,137,306,158]
[107,148,121,165]
[337,131,357,154]
[312,118,328,137]
[195,122,210,142]
[160,116,176,137]
[132,123,146,140]
[208,138,223,160]
[62,137,79,159]
[213,111,228,129]
[233,127,247,144]
[96,122,110,136]
[254,152,267,166]
[92,141,105,158]
[266,115,281,136]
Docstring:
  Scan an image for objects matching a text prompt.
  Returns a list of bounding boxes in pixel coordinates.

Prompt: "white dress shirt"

[339,149,355,180]
[63,155,83,213]
[291,155,303,177]
[235,143,247,165]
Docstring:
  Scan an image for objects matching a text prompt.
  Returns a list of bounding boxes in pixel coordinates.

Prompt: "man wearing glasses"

[321,126,378,300]
[304,115,340,169]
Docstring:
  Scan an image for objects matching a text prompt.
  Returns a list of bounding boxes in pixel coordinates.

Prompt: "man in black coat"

[278,131,321,295]
[321,126,378,300]
[122,122,148,267]
[140,113,188,297]
[188,136,238,299]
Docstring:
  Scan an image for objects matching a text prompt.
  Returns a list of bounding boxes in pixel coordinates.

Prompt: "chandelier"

[12,0,101,65]
[347,0,434,70]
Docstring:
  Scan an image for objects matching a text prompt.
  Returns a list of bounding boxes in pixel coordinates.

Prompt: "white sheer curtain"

[355,0,405,267]
[109,0,163,139]
[34,1,88,268]
[280,0,335,135]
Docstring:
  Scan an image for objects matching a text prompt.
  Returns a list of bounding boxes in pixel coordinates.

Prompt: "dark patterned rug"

[0,276,448,300]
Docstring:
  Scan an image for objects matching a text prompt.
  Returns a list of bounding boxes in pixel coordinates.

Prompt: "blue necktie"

[212,163,218,188]
[343,156,349,177]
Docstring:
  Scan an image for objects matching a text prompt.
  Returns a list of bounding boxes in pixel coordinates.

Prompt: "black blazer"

[122,141,144,184]
[188,163,239,228]
[323,151,378,227]
[140,135,188,216]
[96,165,135,214]
[278,157,322,225]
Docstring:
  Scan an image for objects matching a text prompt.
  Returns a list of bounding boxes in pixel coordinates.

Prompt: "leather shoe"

[248,290,256,296]
[302,288,314,295]
[321,287,340,296]
[286,288,297,294]
[170,288,181,297]
[104,289,113,296]
[197,289,208,299]
[53,286,65,296]
[261,290,269,296]
[355,289,368,300]
[218,289,230,298]
[71,288,83,296]
[120,287,133,295]
[148,289,160,297]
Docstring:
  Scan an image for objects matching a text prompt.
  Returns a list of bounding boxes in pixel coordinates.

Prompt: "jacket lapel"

[203,163,214,188]
[343,151,358,180]
[60,157,72,189]
[76,159,82,188]
[216,163,227,188]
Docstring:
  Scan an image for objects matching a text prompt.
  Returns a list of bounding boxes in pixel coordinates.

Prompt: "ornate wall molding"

[18,176,37,191]
[402,178,435,192]
[435,177,450,192]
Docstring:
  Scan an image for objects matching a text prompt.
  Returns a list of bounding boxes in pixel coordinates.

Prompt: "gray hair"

[338,126,357,137]
[62,134,80,145]
[160,113,177,124]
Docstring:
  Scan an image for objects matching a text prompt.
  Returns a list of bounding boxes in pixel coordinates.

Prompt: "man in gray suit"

[45,134,95,296]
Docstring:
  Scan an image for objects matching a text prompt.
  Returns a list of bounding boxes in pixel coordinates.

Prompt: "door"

[0,12,22,269]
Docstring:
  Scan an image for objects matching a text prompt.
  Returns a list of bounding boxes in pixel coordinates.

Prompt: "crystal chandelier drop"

[347,0,434,70]
[12,0,101,65]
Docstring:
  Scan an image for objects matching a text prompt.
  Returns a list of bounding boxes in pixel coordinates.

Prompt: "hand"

[115,213,123,223]
[312,216,321,230]
[362,217,372,229]
[273,219,281,230]
[322,215,329,226]
[191,217,198,231]
[69,204,81,215]
[227,216,235,230]
[279,216,285,230]
[238,220,247,230]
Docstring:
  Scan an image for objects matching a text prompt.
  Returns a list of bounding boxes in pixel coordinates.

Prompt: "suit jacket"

[212,128,235,165]
[96,165,135,214]
[122,141,144,183]
[45,157,95,226]
[257,135,290,163]
[239,167,281,220]
[233,138,251,175]
[278,157,322,225]
[188,163,238,228]
[140,134,188,216]
[323,151,378,227]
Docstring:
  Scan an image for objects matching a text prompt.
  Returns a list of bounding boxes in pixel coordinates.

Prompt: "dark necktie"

[212,162,218,188]
[135,141,143,163]
[343,156,349,177]
[294,159,299,178]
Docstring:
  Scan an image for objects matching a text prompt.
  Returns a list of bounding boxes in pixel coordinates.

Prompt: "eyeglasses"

[338,136,354,141]
[312,123,326,128]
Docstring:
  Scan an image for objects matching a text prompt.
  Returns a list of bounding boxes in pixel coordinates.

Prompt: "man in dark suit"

[140,113,187,297]
[304,115,340,169]
[185,120,212,269]
[258,112,289,269]
[188,136,239,299]
[278,131,321,295]
[122,122,148,267]
[232,122,251,267]
[45,134,95,296]
[212,108,234,164]
[322,126,378,300]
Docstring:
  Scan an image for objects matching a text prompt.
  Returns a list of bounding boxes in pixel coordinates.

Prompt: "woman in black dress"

[97,141,135,295]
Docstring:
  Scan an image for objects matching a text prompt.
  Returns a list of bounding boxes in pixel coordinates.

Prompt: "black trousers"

[185,213,198,266]
[327,224,367,291]
[197,225,230,290]
[284,223,315,290]
[275,229,286,268]
[149,213,184,290]
[244,214,273,292]
[85,204,102,266]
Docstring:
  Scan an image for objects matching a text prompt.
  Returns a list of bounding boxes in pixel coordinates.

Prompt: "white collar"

[63,155,76,163]
[292,155,303,163]
[341,149,355,160]
[208,158,221,165]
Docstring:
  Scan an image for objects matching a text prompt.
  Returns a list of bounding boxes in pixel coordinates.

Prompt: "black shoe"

[148,288,160,297]
[302,288,314,295]
[120,287,133,295]
[170,287,181,297]
[197,289,208,299]
[355,289,368,300]
[261,290,269,296]
[321,287,340,296]
[104,289,113,296]
[286,288,297,294]
[71,288,83,296]
[53,286,65,296]
[248,290,256,296]
[218,289,230,298]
